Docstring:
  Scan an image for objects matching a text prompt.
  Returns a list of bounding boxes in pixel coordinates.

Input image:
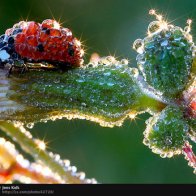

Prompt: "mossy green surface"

[137,28,193,98]
[5,64,163,126]
[144,106,189,156]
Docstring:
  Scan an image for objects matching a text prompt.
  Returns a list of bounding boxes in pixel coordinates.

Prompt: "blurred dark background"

[1,0,196,183]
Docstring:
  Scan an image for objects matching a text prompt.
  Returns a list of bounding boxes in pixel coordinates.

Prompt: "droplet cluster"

[1,19,84,67]
[133,12,195,98]
[143,106,189,157]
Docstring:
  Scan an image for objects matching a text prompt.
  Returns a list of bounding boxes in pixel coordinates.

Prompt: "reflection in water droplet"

[81,102,87,107]
[54,78,60,84]
[63,89,71,94]
[104,72,111,76]
[26,123,34,129]
[165,136,172,146]
[133,39,144,54]
[148,21,161,34]
[107,82,114,87]
[76,79,84,83]
[161,40,168,46]
[120,59,129,65]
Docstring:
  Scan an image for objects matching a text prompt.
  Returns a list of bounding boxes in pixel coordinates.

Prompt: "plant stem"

[0,121,91,184]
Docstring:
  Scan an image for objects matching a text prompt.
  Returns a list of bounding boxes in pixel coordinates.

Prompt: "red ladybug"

[0,19,84,69]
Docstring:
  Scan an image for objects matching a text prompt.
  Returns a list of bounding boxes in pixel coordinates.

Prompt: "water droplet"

[99,81,104,85]
[54,154,60,162]
[160,40,168,46]
[26,123,34,129]
[160,153,167,158]
[133,39,144,54]
[71,166,77,173]
[136,54,145,64]
[164,136,172,146]
[106,56,116,63]
[77,172,85,180]
[153,125,159,132]
[54,78,60,84]
[63,89,71,94]
[63,159,70,167]
[107,82,114,87]
[76,79,84,83]
[103,71,111,76]
[143,138,149,145]
[120,59,129,65]
[148,21,161,34]
[81,102,87,107]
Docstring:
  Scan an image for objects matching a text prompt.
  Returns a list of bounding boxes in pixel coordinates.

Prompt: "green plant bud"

[133,17,195,98]
[143,106,189,158]
[0,61,164,127]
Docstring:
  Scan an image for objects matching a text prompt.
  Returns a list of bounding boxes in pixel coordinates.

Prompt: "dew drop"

[63,89,71,94]
[63,159,70,167]
[81,102,87,107]
[148,21,161,34]
[77,172,85,180]
[143,138,149,145]
[160,40,168,46]
[133,39,144,54]
[71,166,77,173]
[53,78,60,84]
[76,79,84,83]
[107,82,114,87]
[103,71,111,76]
[160,153,167,158]
[120,59,129,65]
[54,154,60,162]
[164,136,172,146]
[26,123,34,129]
[99,81,104,86]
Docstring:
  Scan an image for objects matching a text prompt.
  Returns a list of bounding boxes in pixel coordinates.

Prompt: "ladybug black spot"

[8,36,14,45]
[37,44,44,52]
[68,44,74,56]
[42,28,50,35]
[45,29,50,35]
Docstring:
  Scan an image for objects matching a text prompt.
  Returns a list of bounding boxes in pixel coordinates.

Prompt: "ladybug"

[0,19,84,73]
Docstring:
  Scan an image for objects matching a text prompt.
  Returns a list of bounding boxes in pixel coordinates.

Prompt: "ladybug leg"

[6,64,15,77]
[5,58,15,77]
[6,64,14,77]
[20,63,28,74]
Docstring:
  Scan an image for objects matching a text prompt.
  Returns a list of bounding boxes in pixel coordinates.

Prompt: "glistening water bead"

[133,10,195,98]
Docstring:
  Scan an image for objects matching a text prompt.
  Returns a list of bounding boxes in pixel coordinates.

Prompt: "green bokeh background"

[0,0,196,183]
